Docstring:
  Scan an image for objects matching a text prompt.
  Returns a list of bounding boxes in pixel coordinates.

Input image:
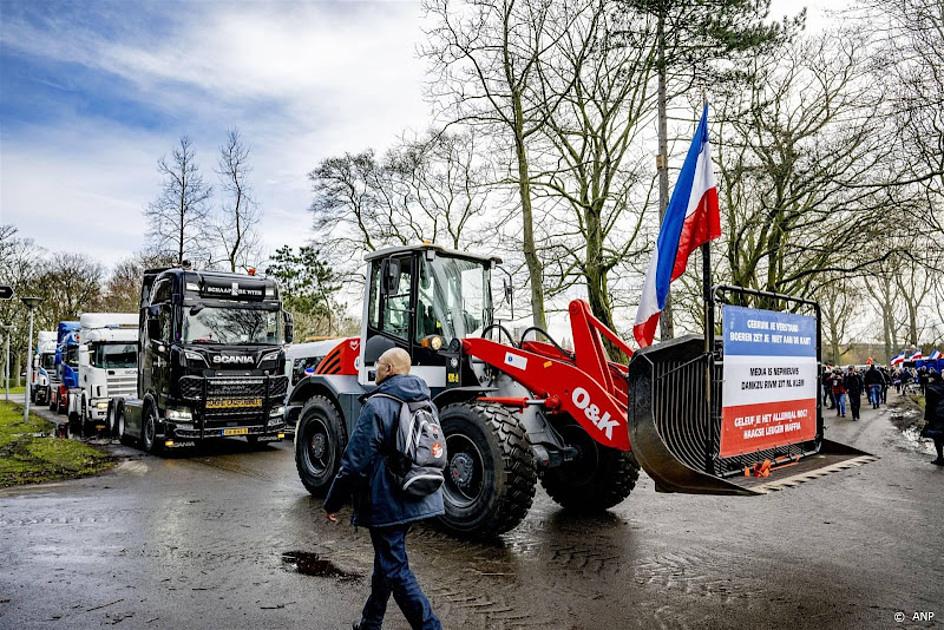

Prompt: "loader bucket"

[627,335,876,495]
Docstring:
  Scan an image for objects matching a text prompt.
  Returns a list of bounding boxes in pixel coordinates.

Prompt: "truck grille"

[106,374,137,397]
[178,375,288,401]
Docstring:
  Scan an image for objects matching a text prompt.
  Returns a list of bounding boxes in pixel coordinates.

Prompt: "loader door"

[627,287,875,495]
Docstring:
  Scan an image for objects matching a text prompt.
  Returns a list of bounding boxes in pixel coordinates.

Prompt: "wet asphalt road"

[1,394,941,630]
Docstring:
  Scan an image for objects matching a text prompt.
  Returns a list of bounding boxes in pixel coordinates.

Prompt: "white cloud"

[0,1,432,269]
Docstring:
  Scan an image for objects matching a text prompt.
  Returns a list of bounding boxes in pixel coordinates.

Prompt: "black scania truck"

[115,267,293,453]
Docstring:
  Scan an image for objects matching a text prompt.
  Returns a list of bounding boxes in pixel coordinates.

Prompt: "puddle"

[281,551,363,580]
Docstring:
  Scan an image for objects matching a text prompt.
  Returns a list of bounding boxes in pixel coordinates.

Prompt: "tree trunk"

[513,123,546,329]
[13,352,20,388]
[655,11,674,340]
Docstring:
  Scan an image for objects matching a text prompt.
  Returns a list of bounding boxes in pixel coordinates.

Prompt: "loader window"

[417,256,491,342]
[380,257,413,340]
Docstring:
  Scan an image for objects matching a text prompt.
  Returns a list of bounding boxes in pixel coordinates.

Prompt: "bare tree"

[714,33,915,302]
[213,129,261,272]
[309,131,497,278]
[101,250,176,313]
[423,0,593,327]
[817,277,860,365]
[34,253,105,327]
[531,3,656,332]
[146,136,212,265]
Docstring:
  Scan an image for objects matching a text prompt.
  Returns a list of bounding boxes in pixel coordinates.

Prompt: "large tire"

[540,422,639,512]
[295,395,347,497]
[106,401,118,438]
[117,405,135,446]
[141,403,162,455]
[437,402,536,538]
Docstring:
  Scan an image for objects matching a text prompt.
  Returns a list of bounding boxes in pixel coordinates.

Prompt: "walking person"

[844,366,864,421]
[324,348,444,630]
[831,368,847,418]
[823,367,835,409]
[878,365,892,405]
[864,364,885,409]
[920,370,944,466]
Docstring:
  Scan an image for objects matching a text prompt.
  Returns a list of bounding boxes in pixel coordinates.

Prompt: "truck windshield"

[91,343,137,369]
[40,353,56,370]
[183,307,282,345]
[416,256,491,342]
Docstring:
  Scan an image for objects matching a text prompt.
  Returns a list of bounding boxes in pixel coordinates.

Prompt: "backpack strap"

[367,392,406,454]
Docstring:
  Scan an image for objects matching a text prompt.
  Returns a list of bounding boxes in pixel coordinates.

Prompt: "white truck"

[73,313,138,436]
[30,331,57,405]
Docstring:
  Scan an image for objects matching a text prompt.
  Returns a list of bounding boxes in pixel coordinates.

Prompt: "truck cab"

[116,267,293,452]
[49,321,79,416]
[30,331,57,405]
[72,313,138,435]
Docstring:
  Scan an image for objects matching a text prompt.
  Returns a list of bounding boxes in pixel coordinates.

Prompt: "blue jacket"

[323,374,445,527]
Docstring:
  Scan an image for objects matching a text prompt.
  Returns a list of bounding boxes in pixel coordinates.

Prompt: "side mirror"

[283,310,294,344]
[79,349,89,367]
[382,258,401,294]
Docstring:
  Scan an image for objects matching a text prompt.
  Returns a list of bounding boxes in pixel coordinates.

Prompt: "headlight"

[419,335,445,351]
[184,350,207,366]
[95,401,109,409]
[258,350,280,365]
[269,405,285,417]
[166,407,193,421]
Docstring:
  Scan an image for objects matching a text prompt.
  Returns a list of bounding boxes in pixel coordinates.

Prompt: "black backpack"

[372,393,448,498]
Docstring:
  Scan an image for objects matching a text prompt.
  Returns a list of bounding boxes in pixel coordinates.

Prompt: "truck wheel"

[540,422,639,512]
[437,403,536,538]
[106,402,117,438]
[117,407,134,446]
[141,404,162,455]
[295,395,347,497]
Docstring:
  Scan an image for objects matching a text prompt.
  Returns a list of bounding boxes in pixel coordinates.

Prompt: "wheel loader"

[289,244,873,537]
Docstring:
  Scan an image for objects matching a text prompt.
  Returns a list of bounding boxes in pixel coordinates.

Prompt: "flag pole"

[701,94,713,351]
[701,95,715,475]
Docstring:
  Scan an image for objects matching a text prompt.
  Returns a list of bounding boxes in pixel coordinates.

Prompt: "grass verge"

[0,400,115,488]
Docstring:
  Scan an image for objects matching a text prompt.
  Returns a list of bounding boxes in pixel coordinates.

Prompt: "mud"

[281,551,363,580]
[1,393,941,629]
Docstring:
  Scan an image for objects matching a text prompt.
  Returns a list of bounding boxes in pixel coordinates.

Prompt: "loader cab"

[359,245,498,391]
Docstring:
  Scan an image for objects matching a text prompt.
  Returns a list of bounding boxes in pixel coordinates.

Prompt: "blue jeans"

[360,525,441,630]
[834,393,846,416]
[868,385,882,407]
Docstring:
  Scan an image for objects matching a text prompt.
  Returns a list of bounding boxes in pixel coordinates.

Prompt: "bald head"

[376,348,411,384]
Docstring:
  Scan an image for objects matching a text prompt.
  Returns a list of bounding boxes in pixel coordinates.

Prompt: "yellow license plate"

[223,427,249,436]
[206,398,262,409]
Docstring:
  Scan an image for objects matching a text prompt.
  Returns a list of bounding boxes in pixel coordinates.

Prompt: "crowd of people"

[823,364,889,421]
[823,362,944,467]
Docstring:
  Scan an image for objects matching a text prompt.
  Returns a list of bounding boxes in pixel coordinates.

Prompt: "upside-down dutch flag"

[890,352,906,366]
[634,104,721,347]
[909,350,924,361]
[929,349,942,360]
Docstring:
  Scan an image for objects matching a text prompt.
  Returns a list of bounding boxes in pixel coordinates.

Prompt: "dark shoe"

[842,414,846,417]
[932,458,944,466]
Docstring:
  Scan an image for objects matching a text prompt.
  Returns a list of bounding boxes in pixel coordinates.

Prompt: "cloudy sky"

[1,0,827,270]
[0,0,431,266]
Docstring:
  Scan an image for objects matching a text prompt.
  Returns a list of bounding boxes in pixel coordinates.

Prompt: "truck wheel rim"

[444,434,484,507]
[144,415,155,447]
[305,418,330,477]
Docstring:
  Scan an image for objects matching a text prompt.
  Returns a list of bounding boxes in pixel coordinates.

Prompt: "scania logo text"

[571,387,619,440]
[212,355,254,364]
